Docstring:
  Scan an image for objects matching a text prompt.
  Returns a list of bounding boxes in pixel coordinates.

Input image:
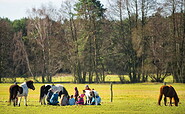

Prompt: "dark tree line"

[0,0,184,83]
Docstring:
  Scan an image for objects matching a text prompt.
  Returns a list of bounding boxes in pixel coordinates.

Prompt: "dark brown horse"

[9,80,35,106]
[158,85,179,106]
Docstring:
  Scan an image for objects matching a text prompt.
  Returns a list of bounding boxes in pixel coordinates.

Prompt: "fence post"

[110,82,113,102]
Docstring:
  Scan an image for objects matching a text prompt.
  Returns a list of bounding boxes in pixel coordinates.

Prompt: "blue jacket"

[69,98,75,105]
[50,93,59,105]
[46,91,53,103]
[91,96,101,105]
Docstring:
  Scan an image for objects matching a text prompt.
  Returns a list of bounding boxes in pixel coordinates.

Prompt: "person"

[60,94,69,106]
[96,95,101,105]
[84,85,91,90]
[69,95,75,105]
[91,89,101,105]
[76,94,84,105]
[74,87,79,101]
[49,91,59,105]
[46,88,54,104]
[91,97,95,105]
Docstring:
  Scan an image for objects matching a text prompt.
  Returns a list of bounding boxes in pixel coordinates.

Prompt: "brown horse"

[158,85,179,106]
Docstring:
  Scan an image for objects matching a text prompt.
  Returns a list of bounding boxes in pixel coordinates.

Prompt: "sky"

[0,0,108,21]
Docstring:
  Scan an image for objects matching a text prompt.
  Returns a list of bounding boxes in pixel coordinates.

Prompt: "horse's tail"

[158,86,164,105]
[9,86,13,104]
[39,85,45,103]
[9,85,18,105]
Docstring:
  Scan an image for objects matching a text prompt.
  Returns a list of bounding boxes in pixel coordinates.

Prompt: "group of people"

[46,85,101,106]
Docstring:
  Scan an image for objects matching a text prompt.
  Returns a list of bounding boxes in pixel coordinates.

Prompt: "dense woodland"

[0,0,184,83]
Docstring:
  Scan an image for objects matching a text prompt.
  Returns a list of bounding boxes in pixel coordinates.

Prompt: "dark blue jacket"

[50,93,59,105]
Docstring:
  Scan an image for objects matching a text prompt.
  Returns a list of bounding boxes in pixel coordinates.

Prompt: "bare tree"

[27,5,66,82]
[13,32,33,78]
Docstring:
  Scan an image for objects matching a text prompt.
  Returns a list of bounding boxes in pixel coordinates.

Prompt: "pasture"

[0,83,185,114]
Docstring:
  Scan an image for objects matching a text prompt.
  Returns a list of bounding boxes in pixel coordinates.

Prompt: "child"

[76,94,84,105]
[69,95,75,105]
[60,94,69,106]
[91,96,101,105]
[74,87,79,101]
[49,91,59,105]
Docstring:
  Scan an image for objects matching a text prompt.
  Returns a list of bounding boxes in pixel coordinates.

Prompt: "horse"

[84,90,100,105]
[39,84,69,105]
[158,85,179,106]
[9,80,35,106]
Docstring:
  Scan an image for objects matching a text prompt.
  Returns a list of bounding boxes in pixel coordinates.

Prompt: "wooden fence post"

[110,82,113,102]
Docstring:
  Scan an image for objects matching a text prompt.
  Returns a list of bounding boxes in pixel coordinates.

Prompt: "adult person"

[91,89,101,105]
[46,88,53,104]
[49,91,59,105]
[74,87,79,101]
[84,85,91,90]
[60,94,69,106]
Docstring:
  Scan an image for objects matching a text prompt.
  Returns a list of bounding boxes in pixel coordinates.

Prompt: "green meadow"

[0,82,185,114]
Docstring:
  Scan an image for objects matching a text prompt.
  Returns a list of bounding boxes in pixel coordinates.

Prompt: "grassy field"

[0,82,185,114]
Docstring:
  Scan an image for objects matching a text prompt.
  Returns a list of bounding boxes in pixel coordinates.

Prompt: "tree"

[13,32,33,79]
[163,0,185,82]
[72,0,106,83]
[143,13,172,82]
[0,18,14,82]
[12,18,28,36]
[27,5,67,82]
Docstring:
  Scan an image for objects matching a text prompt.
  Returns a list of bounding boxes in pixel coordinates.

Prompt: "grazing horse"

[84,90,100,105]
[39,84,69,105]
[158,85,179,106]
[9,80,35,106]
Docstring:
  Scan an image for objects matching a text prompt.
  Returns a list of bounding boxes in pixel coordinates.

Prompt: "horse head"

[174,95,179,106]
[59,87,69,97]
[26,80,35,90]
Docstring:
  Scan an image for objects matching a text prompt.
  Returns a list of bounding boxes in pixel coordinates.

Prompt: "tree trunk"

[42,48,46,83]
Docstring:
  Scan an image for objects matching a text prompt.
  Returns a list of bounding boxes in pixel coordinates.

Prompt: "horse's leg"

[24,96,28,106]
[86,97,89,105]
[40,98,43,105]
[15,97,18,105]
[13,99,16,106]
[88,97,91,105]
[40,96,43,105]
[164,96,167,106]
[9,99,11,106]
[85,96,88,105]
[43,95,46,105]
[169,97,172,106]
[12,94,17,106]
[18,97,22,106]
[158,94,163,105]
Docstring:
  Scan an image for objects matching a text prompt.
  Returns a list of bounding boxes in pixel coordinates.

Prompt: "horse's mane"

[169,86,179,102]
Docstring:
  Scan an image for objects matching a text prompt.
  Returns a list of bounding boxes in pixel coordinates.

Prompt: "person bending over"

[50,91,59,105]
